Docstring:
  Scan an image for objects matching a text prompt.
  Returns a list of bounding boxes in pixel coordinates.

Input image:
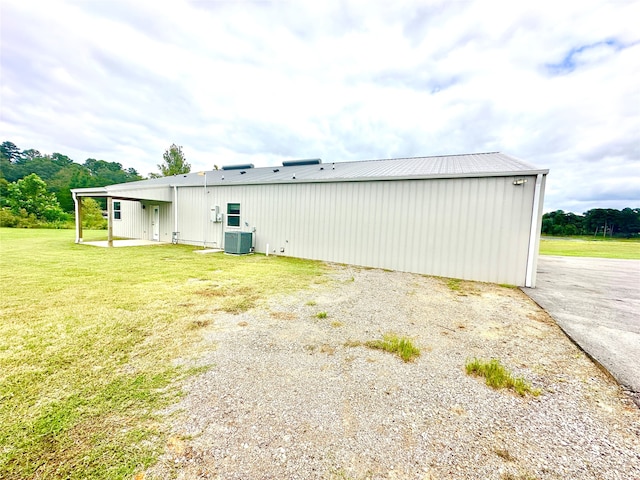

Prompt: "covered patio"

[72,184,174,247]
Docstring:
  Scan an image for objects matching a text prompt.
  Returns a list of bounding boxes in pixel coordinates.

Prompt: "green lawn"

[539,236,640,259]
[0,228,325,479]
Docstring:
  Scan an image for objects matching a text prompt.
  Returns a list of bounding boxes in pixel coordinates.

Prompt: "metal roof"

[77,152,548,193]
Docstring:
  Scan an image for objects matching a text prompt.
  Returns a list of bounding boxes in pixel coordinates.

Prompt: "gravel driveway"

[146,266,640,480]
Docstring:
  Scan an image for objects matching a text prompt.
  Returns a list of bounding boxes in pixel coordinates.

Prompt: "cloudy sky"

[1,1,638,213]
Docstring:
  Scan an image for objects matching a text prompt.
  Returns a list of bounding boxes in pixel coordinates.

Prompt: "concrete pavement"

[523,256,640,404]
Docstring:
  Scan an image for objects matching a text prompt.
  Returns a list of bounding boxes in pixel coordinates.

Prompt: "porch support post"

[73,192,83,243]
[107,196,113,247]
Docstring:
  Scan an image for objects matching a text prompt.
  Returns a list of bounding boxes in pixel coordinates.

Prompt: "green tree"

[51,152,73,167]
[84,158,142,185]
[0,140,144,213]
[6,173,65,221]
[584,209,617,236]
[0,141,20,162]
[156,144,191,176]
[49,164,94,212]
[20,149,42,162]
[0,177,9,207]
[618,208,640,237]
[542,210,586,236]
[81,197,107,229]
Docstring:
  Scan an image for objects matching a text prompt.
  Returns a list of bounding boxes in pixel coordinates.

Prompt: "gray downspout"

[173,185,179,243]
[525,174,543,287]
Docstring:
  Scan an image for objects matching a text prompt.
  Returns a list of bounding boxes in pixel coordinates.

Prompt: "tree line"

[542,209,640,238]
[0,141,190,228]
[0,141,143,213]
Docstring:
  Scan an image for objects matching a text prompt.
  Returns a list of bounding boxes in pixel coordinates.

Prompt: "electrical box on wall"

[211,205,222,223]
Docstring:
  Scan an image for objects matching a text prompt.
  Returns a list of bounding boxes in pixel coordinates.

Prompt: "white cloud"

[1,0,638,212]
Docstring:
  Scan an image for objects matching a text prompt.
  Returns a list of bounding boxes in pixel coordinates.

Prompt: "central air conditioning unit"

[224,231,252,255]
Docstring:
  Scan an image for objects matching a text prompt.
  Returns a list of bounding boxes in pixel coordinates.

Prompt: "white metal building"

[72,153,548,287]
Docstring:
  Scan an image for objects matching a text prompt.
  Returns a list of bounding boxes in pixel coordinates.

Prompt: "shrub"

[0,208,19,227]
[0,207,73,229]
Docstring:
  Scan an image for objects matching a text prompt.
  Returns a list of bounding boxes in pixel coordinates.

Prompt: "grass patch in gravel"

[447,278,462,291]
[363,333,421,362]
[465,358,541,397]
[0,228,325,479]
[445,277,479,296]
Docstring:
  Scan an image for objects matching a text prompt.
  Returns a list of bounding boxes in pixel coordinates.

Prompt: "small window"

[113,201,121,220]
[227,203,240,227]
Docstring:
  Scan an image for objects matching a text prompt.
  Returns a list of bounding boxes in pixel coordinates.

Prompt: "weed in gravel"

[447,278,462,291]
[316,311,328,319]
[365,333,420,362]
[495,448,515,461]
[445,277,481,296]
[465,358,541,396]
[221,295,258,313]
[305,300,317,306]
[330,467,372,479]
[269,311,297,320]
[330,321,343,328]
[187,319,212,330]
[319,344,335,355]
[501,472,538,480]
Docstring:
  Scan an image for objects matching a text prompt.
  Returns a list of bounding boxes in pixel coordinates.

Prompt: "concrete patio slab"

[81,239,166,247]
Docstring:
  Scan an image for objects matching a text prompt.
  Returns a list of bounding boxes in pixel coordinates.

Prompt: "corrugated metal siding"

[113,200,143,239]
[172,187,225,248]
[158,204,173,242]
[174,175,536,286]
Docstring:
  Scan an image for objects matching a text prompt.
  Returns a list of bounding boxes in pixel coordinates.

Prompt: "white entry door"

[152,206,160,241]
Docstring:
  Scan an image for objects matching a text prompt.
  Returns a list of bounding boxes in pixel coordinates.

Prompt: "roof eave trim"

[75,168,549,191]
[193,169,550,186]
[71,187,108,195]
